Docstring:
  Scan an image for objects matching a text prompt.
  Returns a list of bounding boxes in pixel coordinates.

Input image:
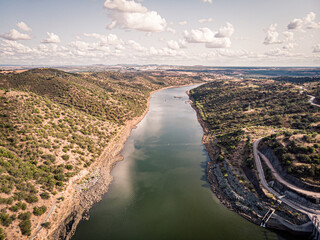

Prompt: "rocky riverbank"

[187,91,312,238]
[48,87,162,240]
[39,84,198,240]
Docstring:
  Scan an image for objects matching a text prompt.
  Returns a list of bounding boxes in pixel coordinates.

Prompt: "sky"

[0,0,319,66]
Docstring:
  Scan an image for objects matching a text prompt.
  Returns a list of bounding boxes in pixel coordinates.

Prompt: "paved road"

[299,86,320,108]
[258,152,320,199]
[308,95,320,107]
[253,139,320,229]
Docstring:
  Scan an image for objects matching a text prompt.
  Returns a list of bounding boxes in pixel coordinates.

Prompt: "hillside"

[189,77,320,225]
[0,68,202,239]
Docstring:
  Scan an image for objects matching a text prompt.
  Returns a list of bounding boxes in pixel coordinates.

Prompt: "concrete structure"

[253,138,320,238]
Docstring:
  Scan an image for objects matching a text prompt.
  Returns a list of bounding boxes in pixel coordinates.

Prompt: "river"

[72,85,286,240]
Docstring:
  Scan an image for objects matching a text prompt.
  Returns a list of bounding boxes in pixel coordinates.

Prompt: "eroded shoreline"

[187,89,313,238]
[41,84,198,240]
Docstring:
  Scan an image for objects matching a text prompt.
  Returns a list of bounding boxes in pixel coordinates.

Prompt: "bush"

[297,154,311,163]
[19,219,31,236]
[54,173,65,181]
[41,154,56,162]
[18,212,31,221]
[0,227,4,240]
[65,165,73,170]
[33,206,47,216]
[61,154,70,161]
[9,205,19,212]
[42,222,51,229]
[245,157,254,169]
[40,192,50,200]
[25,194,38,203]
[0,212,12,227]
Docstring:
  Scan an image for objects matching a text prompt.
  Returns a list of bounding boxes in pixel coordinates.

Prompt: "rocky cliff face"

[51,159,118,239]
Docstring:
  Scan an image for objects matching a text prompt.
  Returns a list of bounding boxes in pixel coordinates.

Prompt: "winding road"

[308,95,320,107]
[253,138,320,232]
[258,151,320,200]
[252,88,320,234]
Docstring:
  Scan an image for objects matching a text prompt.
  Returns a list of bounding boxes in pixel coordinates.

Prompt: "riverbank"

[187,84,315,238]
[33,84,198,240]
[187,91,263,225]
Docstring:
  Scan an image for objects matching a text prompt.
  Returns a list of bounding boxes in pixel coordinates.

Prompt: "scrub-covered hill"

[0,68,202,239]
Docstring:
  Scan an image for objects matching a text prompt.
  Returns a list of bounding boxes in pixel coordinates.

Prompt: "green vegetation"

[190,79,319,155]
[33,206,47,216]
[0,227,5,240]
[263,133,320,184]
[0,68,202,238]
[190,78,320,188]
[42,221,50,229]
[19,219,31,236]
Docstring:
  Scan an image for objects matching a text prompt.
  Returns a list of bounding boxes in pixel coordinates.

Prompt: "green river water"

[72,85,289,240]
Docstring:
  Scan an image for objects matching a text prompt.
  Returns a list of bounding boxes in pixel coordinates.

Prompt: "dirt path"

[30,199,58,240]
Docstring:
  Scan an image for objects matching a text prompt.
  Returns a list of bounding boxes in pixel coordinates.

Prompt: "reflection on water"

[72,85,285,240]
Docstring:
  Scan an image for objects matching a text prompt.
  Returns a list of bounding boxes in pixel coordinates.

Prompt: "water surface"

[73,85,285,240]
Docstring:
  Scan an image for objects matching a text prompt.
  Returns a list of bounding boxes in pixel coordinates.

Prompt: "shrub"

[54,173,64,181]
[61,154,69,161]
[0,212,12,227]
[18,212,31,221]
[9,205,19,212]
[65,165,73,170]
[0,227,4,240]
[40,192,50,200]
[42,222,51,229]
[41,154,56,162]
[19,219,31,236]
[245,157,254,169]
[33,206,47,216]
[25,194,38,203]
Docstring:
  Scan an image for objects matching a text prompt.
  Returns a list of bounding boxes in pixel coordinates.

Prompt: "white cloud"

[0,39,33,55]
[288,12,320,30]
[69,40,112,57]
[126,40,146,51]
[16,22,32,32]
[215,22,234,38]
[283,31,294,41]
[167,39,187,50]
[166,27,176,34]
[202,0,212,3]
[104,0,167,32]
[313,44,320,53]
[104,0,146,12]
[184,28,215,43]
[265,48,299,57]
[41,32,61,43]
[178,21,187,25]
[282,43,296,50]
[263,24,282,45]
[287,19,304,30]
[205,38,231,48]
[116,44,125,50]
[0,29,31,41]
[184,26,232,48]
[198,18,213,24]
[167,40,179,50]
[210,49,258,58]
[83,33,123,45]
